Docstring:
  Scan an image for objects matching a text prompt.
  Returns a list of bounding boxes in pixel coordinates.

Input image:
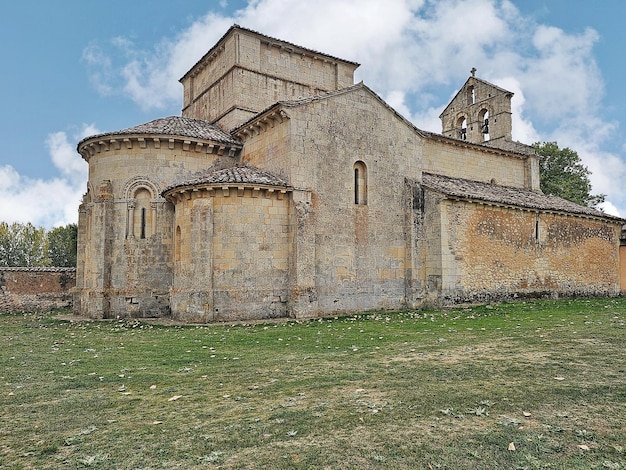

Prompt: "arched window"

[133,188,152,239]
[479,109,490,141]
[456,116,467,140]
[354,161,368,205]
[124,177,161,240]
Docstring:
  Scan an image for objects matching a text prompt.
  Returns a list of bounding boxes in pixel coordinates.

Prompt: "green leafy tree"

[0,222,49,267]
[535,141,605,208]
[47,223,78,267]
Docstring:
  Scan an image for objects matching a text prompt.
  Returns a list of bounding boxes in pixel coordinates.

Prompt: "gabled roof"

[78,116,242,148]
[422,172,623,222]
[233,82,428,139]
[163,165,291,195]
[439,75,513,118]
[180,24,360,82]
[231,81,539,160]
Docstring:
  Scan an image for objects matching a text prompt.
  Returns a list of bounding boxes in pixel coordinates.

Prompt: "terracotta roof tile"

[163,166,290,194]
[79,116,242,147]
[422,172,622,221]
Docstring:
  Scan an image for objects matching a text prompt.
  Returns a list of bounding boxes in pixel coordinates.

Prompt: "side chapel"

[75,25,625,321]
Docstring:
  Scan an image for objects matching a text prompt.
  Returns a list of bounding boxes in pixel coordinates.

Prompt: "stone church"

[75,25,625,322]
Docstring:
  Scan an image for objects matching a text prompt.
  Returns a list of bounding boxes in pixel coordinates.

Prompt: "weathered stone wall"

[0,267,76,312]
[427,196,622,303]
[170,187,291,322]
[76,137,235,319]
[241,86,425,317]
[422,137,527,188]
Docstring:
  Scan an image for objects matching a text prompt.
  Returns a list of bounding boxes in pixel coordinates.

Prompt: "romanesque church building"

[75,25,625,321]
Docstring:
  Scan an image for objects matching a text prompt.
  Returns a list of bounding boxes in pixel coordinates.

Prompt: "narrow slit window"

[140,208,146,239]
[353,161,367,205]
[535,214,540,241]
[132,187,152,239]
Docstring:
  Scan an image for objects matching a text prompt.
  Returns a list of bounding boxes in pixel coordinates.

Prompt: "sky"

[1,0,625,229]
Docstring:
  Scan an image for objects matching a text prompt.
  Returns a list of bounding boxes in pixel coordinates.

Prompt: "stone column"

[150,201,158,236]
[127,201,135,239]
[288,189,318,318]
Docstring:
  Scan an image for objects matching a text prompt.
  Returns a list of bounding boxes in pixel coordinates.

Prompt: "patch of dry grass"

[1,298,625,468]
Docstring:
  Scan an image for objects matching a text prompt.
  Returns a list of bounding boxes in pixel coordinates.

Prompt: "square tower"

[180,25,360,131]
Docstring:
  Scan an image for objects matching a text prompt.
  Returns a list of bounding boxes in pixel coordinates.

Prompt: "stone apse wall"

[170,186,291,322]
[0,267,76,312]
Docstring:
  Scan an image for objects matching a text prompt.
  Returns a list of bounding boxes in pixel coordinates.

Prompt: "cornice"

[233,109,290,140]
[78,134,241,162]
[164,183,291,204]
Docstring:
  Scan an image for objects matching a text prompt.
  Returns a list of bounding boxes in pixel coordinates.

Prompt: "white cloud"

[490,76,540,144]
[83,14,235,111]
[79,0,625,216]
[0,125,94,229]
[82,43,115,95]
[569,143,625,218]
[521,25,603,122]
[599,200,621,218]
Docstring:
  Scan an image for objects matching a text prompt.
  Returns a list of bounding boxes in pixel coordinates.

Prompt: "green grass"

[1,298,625,469]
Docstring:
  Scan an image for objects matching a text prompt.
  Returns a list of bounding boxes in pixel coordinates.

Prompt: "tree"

[47,223,77,267]
[535,142,605,209]
[0,222,48,267]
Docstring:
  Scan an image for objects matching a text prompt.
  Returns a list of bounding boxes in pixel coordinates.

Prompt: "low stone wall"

[0,267,76,312]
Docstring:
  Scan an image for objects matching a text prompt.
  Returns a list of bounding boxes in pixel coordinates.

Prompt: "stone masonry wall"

[212,188,291,320]
[76,137,233,319]
[170,187,291,322]
[436,199,621,302]
[240,87,425,316]
[0,267,76,312]
[422,138,527,188]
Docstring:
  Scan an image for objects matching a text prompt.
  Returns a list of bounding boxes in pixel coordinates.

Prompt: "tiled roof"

[163,166,291,193]
[78,116,242,146]
[422,172,623,221]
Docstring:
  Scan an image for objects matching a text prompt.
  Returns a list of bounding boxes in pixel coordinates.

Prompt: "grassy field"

[1,298,625,469]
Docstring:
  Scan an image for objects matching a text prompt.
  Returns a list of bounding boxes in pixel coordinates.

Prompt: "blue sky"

[1,0,625,228]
